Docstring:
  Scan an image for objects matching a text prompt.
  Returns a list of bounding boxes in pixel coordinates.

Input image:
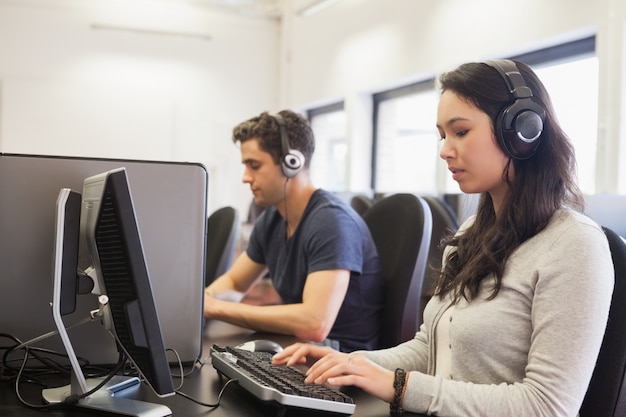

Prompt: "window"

[307,102,347,191]
[512,36,598,194]
[372,80,439,194]
[370,36,598,196]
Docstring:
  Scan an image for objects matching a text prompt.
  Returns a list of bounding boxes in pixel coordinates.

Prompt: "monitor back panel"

[0,153,207,365]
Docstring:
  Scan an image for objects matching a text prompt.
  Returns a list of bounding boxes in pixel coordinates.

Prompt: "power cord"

[12,344,126,410]
[175,378,239,408]
[3,331,238,412]
[1,333,108,383]
[60,354,128,406]
[169,350,239,409]
[283,178,291,238]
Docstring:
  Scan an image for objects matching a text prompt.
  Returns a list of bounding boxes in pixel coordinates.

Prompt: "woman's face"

[437,90,512,212]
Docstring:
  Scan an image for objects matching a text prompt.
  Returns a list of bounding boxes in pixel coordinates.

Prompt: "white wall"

[1,0,625,219]
[0,0,280,215]
[282,0,626,194]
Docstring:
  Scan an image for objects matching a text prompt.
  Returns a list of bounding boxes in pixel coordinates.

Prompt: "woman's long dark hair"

[434,60,584,302]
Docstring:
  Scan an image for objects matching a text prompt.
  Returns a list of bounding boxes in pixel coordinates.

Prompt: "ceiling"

[0,0,283,19]
[188,0,282,18]
[177,0,337,19]
[0,0,338,19]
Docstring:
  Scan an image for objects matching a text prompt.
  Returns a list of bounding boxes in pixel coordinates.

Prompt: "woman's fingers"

[271,342,334,366]
[305,352,354,383]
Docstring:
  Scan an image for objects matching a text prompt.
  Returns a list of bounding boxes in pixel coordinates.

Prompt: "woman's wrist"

[390,368,407,415]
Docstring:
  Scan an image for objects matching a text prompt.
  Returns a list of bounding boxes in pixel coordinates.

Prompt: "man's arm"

[204,268,350,342]
[205,251,267,297]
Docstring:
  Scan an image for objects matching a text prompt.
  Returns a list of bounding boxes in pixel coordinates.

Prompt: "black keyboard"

[210,344,355,415]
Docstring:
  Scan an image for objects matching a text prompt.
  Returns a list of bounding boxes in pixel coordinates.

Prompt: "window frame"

[369,35,596,195]
[306,100,347,191]
[371,78,436,192]
[306,101,344,120]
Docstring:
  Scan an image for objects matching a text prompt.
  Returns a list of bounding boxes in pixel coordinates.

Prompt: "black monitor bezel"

[82,168,175,397]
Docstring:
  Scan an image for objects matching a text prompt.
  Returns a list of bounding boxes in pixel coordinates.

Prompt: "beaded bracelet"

[390,368,406,415]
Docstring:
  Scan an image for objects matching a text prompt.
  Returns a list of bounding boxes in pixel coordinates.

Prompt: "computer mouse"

[236,339,284,355]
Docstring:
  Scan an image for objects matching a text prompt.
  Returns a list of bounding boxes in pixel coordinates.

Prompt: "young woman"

[272,60,614,416]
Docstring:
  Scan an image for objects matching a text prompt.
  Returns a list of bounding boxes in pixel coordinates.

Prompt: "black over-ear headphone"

[272,113,305,178]
[484,59,546,160]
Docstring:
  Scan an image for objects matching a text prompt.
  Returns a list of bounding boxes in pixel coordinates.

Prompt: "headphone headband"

[271,113,305,178]
[485,59,533,100]
[272,113,290,160]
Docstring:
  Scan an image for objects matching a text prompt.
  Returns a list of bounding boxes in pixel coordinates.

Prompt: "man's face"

[240,138,285,207]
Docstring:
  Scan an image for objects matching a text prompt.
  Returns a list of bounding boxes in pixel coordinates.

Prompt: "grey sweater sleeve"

[360,211,614,416]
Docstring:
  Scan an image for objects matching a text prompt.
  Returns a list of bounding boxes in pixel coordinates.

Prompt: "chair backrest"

[350,194,374,217]
[205,206,240,286]
[580,227,626,417]
[421,195,459,322]
[363,194,432,349]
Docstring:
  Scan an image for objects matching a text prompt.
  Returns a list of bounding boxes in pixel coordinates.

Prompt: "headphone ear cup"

[282,149,305,178]
[496,99,546,160]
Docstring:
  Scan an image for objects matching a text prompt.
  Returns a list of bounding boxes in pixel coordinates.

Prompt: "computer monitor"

[54,189,82,317]
[43,169,174,416]
[0,153,207,366]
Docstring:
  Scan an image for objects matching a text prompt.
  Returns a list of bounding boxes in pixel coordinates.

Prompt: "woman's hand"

[271,342,336,367]
[272,343,396,403]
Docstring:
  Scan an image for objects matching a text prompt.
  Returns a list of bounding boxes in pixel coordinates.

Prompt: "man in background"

[204,110,384,352]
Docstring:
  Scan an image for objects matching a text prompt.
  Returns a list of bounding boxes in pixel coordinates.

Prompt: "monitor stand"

[40,309,172,416]
[42,374,171,416]
[42,189,172,417]
[42,297,172,417]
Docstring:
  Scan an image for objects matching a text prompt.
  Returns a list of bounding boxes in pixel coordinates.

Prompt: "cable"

[166,347,186,391]
[5,327,221,411]
[175,378,239,408]
[12,344,127,410]
[1,328,121,411]
[1,308,110,380]
[283,178,291,238]
[6,327,238,412]
[61,355,127,406]
[13,347,52,410]
[1,333,110,382]
[10,315,93,351]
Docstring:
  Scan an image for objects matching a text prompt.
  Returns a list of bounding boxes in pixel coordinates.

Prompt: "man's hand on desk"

[208,290,245,302]
[203,289,244,319]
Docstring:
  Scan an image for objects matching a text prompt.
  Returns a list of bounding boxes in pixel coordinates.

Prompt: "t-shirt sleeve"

[304,206,367,275]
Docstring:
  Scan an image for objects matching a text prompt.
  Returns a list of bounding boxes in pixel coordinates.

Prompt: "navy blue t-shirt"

[247,189,384,352]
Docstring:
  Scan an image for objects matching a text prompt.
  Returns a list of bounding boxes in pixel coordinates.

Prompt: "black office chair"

[363,193,433,349]
[421,195,459,323]
[350,194,374,217]
[205,206,240,287]
[579,227,626,417]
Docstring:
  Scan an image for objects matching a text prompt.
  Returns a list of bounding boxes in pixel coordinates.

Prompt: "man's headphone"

[272,113,305,178]
[484,59,546,160]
